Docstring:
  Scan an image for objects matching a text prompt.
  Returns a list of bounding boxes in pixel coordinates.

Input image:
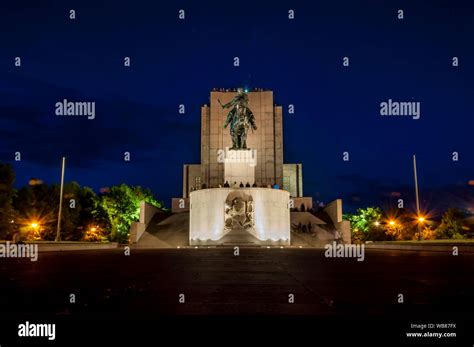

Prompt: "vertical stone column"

[200,105,210,188]
[274,105,284,187]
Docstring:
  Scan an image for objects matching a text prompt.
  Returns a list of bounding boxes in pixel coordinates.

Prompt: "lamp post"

[413,155,425,238]
[413,155,420,216]
[55,157,66,242]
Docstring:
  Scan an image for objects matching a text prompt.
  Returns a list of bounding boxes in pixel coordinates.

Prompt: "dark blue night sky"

[1,0,473,214]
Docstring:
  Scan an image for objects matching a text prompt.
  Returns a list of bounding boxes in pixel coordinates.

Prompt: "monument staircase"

[220,228,260,246]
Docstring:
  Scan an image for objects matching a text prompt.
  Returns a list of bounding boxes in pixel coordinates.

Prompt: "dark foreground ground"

[1,248,473,345]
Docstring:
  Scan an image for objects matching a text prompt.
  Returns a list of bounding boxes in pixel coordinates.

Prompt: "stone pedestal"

[189,188,290,245]
[223,147,257,186]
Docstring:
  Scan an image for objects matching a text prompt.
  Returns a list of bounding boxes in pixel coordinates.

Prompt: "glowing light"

[418,216,425,223]
[31,222,39,229]
[389,220,395,226]
[374,221,380,226]
[91,227,97,232]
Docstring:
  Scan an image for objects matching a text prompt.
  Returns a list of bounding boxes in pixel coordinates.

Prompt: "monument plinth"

[223,147,257,186]
[189,187,290,245]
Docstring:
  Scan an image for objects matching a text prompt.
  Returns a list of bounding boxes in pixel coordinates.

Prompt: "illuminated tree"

[343,207,387,242]
[13,181,101,241]
[385,221,410,241]
[0,163,16,239]
[59,182,104,241]
[414,225,436,240]
[94,184,164,243]
[13,182,58,240]
[435,208,466,239]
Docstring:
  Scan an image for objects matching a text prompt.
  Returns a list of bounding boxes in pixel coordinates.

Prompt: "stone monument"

[187,89,291,245]
[131,88,352,247]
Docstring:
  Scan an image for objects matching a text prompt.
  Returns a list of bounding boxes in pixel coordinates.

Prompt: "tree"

[10,177,165,242]
[380,208,418,241]
[13,183,58,240]
[414,225,436,240]
[343,207,387,242]
[13,181,111,241]
[0,163,16,239]
[385,221,410,241]
[61,182,102,241]
[94,184,164,243]
[436,208,466,239]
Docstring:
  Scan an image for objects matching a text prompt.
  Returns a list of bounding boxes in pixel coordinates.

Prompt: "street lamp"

[29,221,41,240]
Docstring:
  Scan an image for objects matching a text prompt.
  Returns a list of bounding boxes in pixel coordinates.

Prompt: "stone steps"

[220,228,259,245]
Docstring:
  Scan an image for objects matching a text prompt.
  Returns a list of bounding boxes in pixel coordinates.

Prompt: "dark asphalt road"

[1,248,473,317]
[0,248,474,347]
